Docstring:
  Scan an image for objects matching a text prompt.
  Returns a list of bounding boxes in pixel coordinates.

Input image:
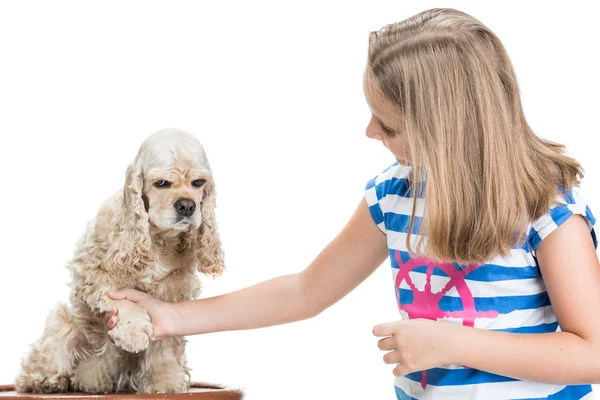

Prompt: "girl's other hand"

[373,318,454,377]
[105,289,179,342]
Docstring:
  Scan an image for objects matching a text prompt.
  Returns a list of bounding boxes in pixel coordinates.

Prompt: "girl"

[105,8,600,399]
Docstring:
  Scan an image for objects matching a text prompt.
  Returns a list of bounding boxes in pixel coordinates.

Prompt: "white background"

[1,1,599,399]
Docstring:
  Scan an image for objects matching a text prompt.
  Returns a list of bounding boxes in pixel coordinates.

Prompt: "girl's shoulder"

[365,161,415,199]
[528,186,597,256]
[365,161,420,234]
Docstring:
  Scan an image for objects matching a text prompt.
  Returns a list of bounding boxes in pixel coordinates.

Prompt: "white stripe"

[531,213,559,244]
[379,194,425,216]
[475,305,557,330]
[397,306,557,332]
[570,189,588,215]
[387,230,429,254]
[365,186,379,208]
[375,163,410,186]
[581,390,596,399]
[394,375,568,399]
[386,230,537,267]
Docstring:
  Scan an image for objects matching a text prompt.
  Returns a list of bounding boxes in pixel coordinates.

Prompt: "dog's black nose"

[174,198,196,217]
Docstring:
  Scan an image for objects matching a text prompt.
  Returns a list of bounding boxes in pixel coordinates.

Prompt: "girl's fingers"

[108,330,114,343]
[108,289,146,303]
[104,308,116,324]
[107,316,118,329]
[383,350,401,365]
[377,337,396,351]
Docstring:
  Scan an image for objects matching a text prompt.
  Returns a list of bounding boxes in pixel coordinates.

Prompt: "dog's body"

[15,129,224,394]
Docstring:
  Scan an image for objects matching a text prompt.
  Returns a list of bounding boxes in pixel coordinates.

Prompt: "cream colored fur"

[15,129,225,394]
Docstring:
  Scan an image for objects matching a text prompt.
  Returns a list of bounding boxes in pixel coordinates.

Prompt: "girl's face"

[363,71,412,165]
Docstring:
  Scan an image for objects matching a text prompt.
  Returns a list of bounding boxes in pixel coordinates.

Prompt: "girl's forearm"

[445,323,600,384]
[169,273,313,336]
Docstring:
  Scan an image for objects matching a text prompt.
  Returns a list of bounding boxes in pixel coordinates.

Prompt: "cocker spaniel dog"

[15,129,224,394]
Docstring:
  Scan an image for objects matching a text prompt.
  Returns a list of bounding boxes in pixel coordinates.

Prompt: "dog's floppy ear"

[105,156,154,280]
[196,176,225,278]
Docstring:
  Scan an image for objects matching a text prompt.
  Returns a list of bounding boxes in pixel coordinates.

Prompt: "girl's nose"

[366,116,383,141]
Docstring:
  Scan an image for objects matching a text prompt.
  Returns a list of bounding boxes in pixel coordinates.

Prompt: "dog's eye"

[192,179,206,188]
[154,180,171,188]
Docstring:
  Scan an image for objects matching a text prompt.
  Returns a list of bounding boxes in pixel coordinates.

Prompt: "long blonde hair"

[367,8,583,264]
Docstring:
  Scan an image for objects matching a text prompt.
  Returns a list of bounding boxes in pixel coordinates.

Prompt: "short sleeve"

[528,187,597,257]
[364,161,406,234]
[365,177,387,234]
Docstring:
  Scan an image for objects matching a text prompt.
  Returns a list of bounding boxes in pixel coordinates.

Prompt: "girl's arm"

[444,214,600,384]
[107,198,389,339]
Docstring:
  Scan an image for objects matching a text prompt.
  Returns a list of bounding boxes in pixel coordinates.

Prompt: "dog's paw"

[111,316,153,353]
[138,380,190,394]
[15,373,70,393]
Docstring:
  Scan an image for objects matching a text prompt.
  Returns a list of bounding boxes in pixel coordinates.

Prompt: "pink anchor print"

[393,250,499,389]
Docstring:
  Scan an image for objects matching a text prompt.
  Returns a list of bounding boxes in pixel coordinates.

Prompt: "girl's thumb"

[108,288,146,303]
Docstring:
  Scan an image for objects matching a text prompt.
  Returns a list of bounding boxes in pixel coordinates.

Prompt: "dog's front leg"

[70,282,153,354]
[136,337,190,394]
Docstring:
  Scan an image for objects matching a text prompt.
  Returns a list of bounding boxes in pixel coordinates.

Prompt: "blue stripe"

[394,384,418,400]
[530,231,544,252]
[365,177,376,191]
[398,289,550,314]
[404,367,516,386]
[390,250,542,281]
[519,384,593,399]
[385,213,536,252]
[586,204,597,226]
[585,205,598,249]
[391,262,541,281]
[369,204,385,226]
[386,212,423,234]
[375,177,426,200]
[491,321,558,334]
[549,202,573,226]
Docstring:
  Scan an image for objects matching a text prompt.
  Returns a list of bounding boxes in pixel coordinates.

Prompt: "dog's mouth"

[175,216,192,225]
[171,216,196,231]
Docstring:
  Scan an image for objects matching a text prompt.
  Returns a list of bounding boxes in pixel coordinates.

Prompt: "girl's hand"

[105,289,179,342]
[373,318,454,377]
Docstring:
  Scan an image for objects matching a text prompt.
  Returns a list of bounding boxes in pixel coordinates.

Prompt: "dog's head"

[139,129,212,233]
[106,129,225,280]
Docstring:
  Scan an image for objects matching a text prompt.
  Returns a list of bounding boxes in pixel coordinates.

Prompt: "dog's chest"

[138,259,176,284]
[135,255,201,302]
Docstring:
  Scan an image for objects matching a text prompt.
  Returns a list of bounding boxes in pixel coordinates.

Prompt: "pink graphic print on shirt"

[393,250,499,389]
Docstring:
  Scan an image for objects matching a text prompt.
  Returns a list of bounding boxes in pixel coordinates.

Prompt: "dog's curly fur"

[15,129,225,394]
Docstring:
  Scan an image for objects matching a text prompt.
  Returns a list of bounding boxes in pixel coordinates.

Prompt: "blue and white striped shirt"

[365,161,598,400]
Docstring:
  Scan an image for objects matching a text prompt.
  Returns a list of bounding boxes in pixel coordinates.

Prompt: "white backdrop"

[1,1,598,399]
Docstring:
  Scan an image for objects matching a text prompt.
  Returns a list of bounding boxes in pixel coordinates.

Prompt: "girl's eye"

[380,122,395,135]
[192,179,206,188]
[154,180,171,188]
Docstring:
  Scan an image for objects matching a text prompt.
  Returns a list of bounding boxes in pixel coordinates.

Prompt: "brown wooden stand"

[0,383,244,400]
